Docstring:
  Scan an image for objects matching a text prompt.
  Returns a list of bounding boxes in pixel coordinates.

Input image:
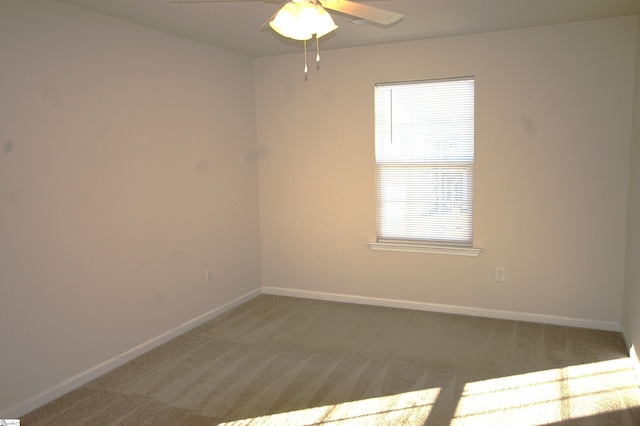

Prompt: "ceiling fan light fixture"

[313,5,338,38]
[269,0,337,41]
[268,0,338,79]
[269,2,309,40]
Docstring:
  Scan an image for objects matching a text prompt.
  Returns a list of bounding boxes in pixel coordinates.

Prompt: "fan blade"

[320,0,402,26]
[171,0,282,3]
[260,10,279,31]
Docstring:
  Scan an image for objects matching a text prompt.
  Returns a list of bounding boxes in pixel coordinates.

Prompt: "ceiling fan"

[171,0,403,77]
[170,0,404,28]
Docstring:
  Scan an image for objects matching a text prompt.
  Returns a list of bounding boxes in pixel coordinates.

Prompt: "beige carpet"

[23,295,640,425]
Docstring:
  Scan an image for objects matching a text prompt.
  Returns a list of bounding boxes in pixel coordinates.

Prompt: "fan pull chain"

[316,35,320,66]
[304,39,308,77]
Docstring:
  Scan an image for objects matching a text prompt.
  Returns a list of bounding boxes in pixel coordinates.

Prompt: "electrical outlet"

[495,267,506,282]
[206,269,214,284]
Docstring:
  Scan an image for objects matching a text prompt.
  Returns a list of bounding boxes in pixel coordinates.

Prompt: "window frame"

[368,76,481,256]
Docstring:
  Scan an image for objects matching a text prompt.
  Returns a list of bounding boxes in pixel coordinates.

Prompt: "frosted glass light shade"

[313,5,338,38]
[269,0,337,41]
[270,2,311,40]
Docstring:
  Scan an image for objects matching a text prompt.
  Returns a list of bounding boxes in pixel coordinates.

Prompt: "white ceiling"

[54,0,640,58]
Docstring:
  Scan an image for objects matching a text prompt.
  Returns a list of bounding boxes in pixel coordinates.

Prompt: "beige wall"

[255,17,637,323]
[2,0,638,417]
[0,0,261,414]
[623,15,640,377]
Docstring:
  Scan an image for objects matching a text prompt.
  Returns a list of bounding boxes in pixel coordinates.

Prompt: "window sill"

[367,241,482,256]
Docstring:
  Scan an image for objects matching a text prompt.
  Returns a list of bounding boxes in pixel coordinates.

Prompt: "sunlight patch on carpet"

[451,358,640,425]
[218,358,640,425]
[219,387,440,425]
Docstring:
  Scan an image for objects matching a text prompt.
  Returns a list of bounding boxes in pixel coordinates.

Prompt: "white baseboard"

[2,288,261,419]
[262,287,622,332]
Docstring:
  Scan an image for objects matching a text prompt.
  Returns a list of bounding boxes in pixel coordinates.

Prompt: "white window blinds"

[375,77,475,246]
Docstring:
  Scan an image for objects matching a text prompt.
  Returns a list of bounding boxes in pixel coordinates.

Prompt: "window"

[371,77,478,255]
